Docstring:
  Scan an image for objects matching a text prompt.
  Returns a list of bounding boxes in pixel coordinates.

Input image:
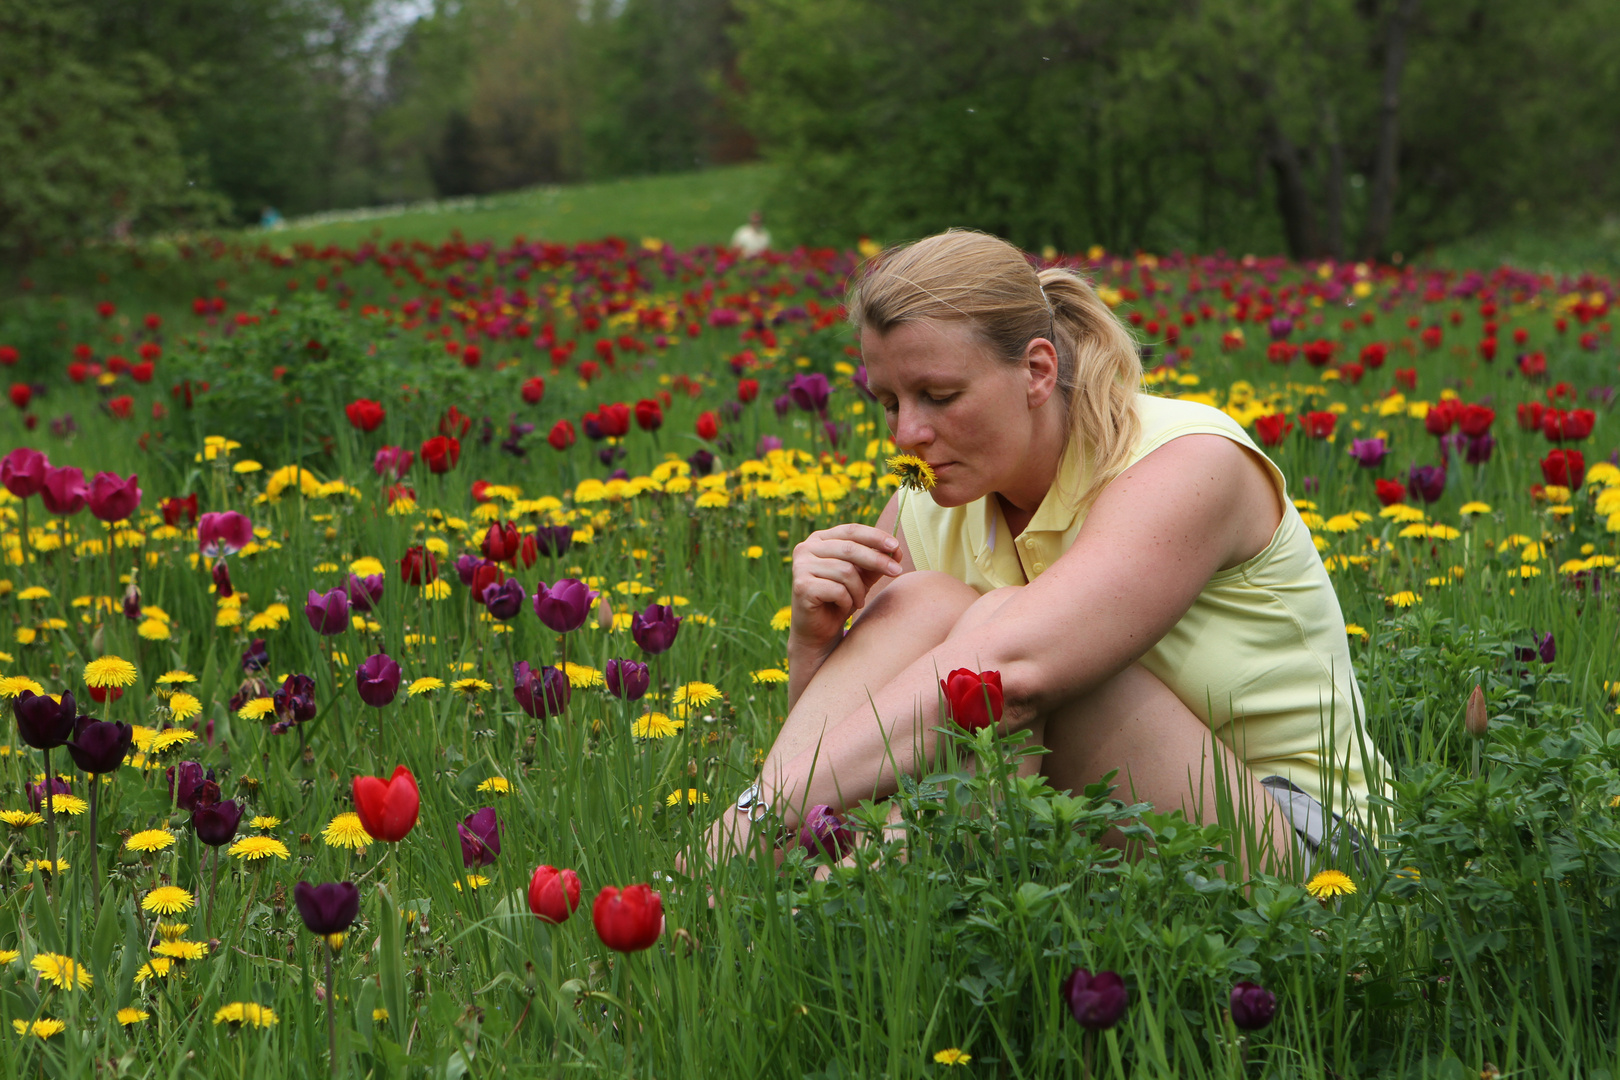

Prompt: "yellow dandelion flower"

[37,794,87,816]
[31,953,92,990]
[0,951,17,964]
[134,958,175,983]
[476,777,512,796]
[1385,591,1420,608]
[153,940,209,961]
[770,606,792,632]
[156,922,190,942]
[564,662,604,689]
[0,809,42,830]
[149,728,198,753]
[745,545,764,559]
[452,874,491,892]
[16,586,50,601]
[126,830,176,853]
[751,668,789,684]
[11,1018,65,1039]
[250,815,280,829]
[1345,624,1368,640]
[138,618,172,640]
[142,886,195,915]
[0,676,45,699]
[451,678,492,696]
[229,836,290,861]
[372,1008,390,1022]
[83,656,137,688]
[672,681,721,708]
[665,788,710,806]
[237,697,276,720]
[216,608,242,628]
[155,670,196,685]
[407,677,444,697]
[213,1003,278,1028]
[933,1048,972,1066]
[887,454,938,492]
[633,712,683,739]
[1459,501,1492,515]
[423,579,453,600]
[1306,869,1357,899]
[117,1008,149,1026]
[322,812,372,850]
[349,556,385,576]
[22,858,69,874]
[167,692,202,721]
[1518,565,1541,578]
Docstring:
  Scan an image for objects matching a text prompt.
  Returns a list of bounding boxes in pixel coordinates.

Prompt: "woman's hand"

[789,523,904,651]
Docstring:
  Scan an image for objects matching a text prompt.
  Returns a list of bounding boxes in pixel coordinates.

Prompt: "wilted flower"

[273,674,316,725]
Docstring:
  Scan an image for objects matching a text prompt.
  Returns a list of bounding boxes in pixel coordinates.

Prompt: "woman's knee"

[945,584,1024,639]
[855,570,979,633]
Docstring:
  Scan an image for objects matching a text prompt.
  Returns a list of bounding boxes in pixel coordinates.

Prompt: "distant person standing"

[260,206,284,230]
[731,210,770,257]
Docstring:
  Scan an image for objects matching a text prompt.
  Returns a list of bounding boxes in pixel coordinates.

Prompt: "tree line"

[1,0,1615,265]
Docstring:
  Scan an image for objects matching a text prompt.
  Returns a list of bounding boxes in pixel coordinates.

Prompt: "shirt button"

[1032,562,1045,573]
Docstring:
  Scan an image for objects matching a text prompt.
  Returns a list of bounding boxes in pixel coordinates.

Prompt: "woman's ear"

[1024,338,1060,409]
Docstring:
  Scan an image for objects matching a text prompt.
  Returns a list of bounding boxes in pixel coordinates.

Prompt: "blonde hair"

[847,229,1142,511]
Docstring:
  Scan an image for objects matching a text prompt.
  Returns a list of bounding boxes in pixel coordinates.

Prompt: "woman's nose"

[893,405,932,450]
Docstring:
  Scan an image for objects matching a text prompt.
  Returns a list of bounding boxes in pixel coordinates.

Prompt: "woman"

[714,230,1386,874]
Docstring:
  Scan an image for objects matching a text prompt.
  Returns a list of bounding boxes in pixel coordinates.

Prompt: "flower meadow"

[0,234,1618,1078]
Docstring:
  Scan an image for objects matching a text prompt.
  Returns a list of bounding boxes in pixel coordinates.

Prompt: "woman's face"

[861,319,1040,507]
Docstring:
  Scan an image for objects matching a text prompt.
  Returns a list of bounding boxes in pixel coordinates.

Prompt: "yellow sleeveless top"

[898,393,1388,819]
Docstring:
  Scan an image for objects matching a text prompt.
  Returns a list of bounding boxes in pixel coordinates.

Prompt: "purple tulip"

[212,560,234,599]
[1464,433,1495,465]
[1229,982,1277,1030]
[482,578,526,620]
[66,716,132,774]
[631,603,683,655]
[513,662,570,719]
[193,799,244,847]
[372,446,412,480]
[356,653,401,707]
[455,553,486,586]
[787,372,830,414]
[604,658,650,700]
[345,573,384,612]
[1407,464,1447,504]
[533,579,598,634]
[241,638,269,672]
[798,804,856,860]
[687,449,716,477]
[1538,631,1556,663]
[533,524,572,558]
[294,881,360,936]
[40,465,88,515]
[852,365,876,402]
[167,761,210,811]
[458,807,500,867]
[1267,316,1294,341]
[1061,968,1128,1030]
[87,471,142,523]
[197,511,253,557]
[756,435,783,456]
[1347,437,1389,468]
[13,689,77,750]
[122,583,142,621]
[772,393,793,419]
[0,447,49,498]
[27,776,72,813]
[304,587,350,635]
[273,673,317,724]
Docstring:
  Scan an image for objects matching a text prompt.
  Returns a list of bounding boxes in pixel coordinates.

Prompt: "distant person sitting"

[731,211,770,257]
[260,206,284,230]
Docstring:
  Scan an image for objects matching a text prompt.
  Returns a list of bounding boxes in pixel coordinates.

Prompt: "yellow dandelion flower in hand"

[887,454,937,492]
[83,656,137,688]
[1306,869,1356,900]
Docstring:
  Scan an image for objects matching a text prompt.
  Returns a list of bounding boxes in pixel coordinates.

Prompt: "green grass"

[265,164,776,251]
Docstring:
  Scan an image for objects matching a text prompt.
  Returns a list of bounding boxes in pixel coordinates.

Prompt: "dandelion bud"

[1465,685,1488,739]
[596,593,614,631]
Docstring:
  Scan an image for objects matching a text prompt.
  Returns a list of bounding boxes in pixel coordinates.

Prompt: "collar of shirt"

[966,437,1093,586]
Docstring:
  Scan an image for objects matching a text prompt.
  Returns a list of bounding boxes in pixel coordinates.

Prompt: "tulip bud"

[1465,685,1488,739]
[596,593,614,631]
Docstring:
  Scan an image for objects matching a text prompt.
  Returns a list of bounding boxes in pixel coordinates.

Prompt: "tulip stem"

[88,781,99,917]
[207,846,220,939]
[1082,1030,1093,1080]
[42,746,56,899]
[325,940,338,1075]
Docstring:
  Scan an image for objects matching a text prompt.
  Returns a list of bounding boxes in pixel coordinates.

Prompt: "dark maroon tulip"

[1062,968,1128,1030]
[27,776,72,812]
[13,689,77,750]
[0,447,48,498]
[1229,982,1277,1030]
[87,471,141,522]
[294,881,360,936]
[241,638,269,672]
[167,761,210,811]
[1516,632,1557,665]
[274,673,317,723]
[687,449,716,477]
[797,804,855,860]
[197,511,253,556]
[121,581,142,621]
[604,658,650,700]
[191,778,221,807]
[630,603,682,655]
[304,587,350,635]
[533,524,572,558]
[193,799,244,847]
[345,573,384,612]
[356,653,401,707]
[212,559,234,599]
[772,393,792,419]
[40,465,88,515]
[66,716,132,774]
[482,578,526,620]
[787,372,830,414]
[1464,433,1495,465]
[458,807,501,867]
[533,579,597,633]
[1406,464,1446,504]
[513,662,570,719]
[455,553,486,585]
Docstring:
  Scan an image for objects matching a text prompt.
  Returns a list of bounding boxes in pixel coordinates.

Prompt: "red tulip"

[1541,450,1585,488]
[597,402,630,438]
[528,865,582,924]
[399,545,438,585]
[521,376,546,405]
[1359,342,1388,368]
[1254,413,1293,447]
[695,411,719,441]
[1516,400,1545,431]
[940,668,1003,733]
[1541,408,1595,443]
[421,435,460,474]
[1,447,49,498]
[1300,411,1336,439]
[1423,399,1460,436]
[352,765,420,843]
[130,361,154,384]
[547,419,576,451]
[1374,478,1406,505]
[737,378,759,403]
[345,399,385,432]
[482,521,520,563]
[1459,404,1495,437]
[592,884,663,952]
[9,384,30,410]
[634,398,663,432]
